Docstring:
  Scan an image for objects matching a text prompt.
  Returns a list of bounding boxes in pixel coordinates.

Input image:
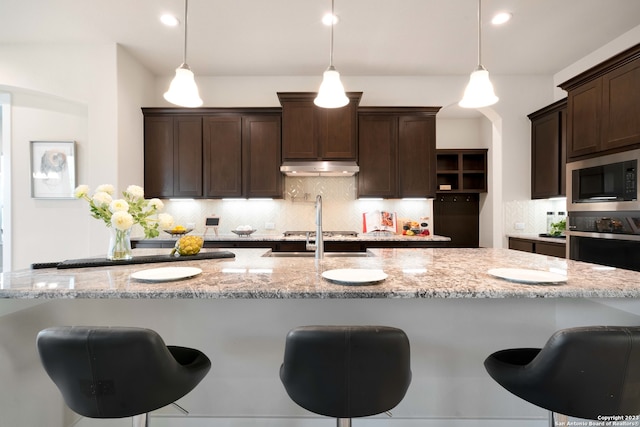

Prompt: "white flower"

[95,184,114,195]
[148,198,164,211]
[111,211,134,230]
[92,191,112,206]
[74,185,90,198]
[109,199,129,213]
[126,185,145,200]
[158,213,174,229]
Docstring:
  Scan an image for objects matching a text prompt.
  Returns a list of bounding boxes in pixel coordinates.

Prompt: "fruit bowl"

[231,229,256,237]
[163,228,193,237]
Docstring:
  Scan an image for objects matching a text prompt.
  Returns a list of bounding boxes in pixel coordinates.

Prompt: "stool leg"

[337,418,352,427]
[132,413,149,427]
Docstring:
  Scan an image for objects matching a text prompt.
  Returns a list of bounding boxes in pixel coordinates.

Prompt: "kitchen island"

[2,248,640,427]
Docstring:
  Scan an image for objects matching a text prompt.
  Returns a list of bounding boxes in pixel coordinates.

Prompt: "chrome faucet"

[305,195,324,259]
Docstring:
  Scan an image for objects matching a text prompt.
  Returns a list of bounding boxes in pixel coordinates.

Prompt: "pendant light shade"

[459,0,498,109]
[164,0,202,108]
[315,66,349,108]
[164,64,202,108]
[314,0,349,109]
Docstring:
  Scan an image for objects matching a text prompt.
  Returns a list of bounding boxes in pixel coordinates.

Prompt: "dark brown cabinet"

[357,107,440,198]
[528,99,567,199]
[508,237,566,258]
[242,115,282,198]
[143,108,282,199]
[560,44,640,160]
[277,92,362,161]
[436,149,488,193]
[433,193,480,248]
[144,115,203,198]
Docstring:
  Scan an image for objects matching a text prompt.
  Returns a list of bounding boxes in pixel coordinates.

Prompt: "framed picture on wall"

[30,141,76,199]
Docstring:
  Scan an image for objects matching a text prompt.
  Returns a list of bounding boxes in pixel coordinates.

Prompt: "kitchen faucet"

[305,195,324,259]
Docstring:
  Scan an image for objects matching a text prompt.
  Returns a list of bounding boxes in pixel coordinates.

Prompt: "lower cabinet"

[508,237,566,258]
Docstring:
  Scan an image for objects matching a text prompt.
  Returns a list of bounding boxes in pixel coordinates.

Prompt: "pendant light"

[164,0,203,108]
[314,0,349,109]
[459,0,498,109]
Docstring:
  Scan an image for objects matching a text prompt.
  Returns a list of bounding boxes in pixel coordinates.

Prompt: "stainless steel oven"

[566,211,640,271]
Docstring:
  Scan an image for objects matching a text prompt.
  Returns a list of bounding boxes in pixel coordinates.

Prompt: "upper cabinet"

[435,149,488,193]
[143,108,282,199]
[144,115,203,198]
[560,43,640,161]
[277,92,362,161]
[357,107,440,198]
[528,98,567,199]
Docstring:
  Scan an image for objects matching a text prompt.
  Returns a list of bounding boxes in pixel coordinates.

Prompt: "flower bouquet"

[75,184,174,260]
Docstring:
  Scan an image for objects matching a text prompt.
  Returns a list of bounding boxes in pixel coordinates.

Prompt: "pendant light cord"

[329,0,335,67]
[477,0,482,66]
[183,0,189,65]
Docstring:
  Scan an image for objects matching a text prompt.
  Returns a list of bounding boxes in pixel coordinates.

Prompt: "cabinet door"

[602,57,640,151]
[203,116,242,198]
[243,115,283,198]
[357,115,398,198]
[144,116,174,198]
[172,116,203,197]
[319,103,358,160]
[567,79,601,159]
[531,112,562,198]
[433,193,479,248]
[398,116,436,198]
[281,101,317,160]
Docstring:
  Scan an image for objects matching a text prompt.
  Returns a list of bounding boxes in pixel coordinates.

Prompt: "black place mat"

[31,251,235,270]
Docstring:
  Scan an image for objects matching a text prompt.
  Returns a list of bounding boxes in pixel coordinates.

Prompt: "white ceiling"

[1,0,639,116]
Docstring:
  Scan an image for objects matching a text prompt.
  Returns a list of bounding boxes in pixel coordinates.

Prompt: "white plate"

[322,269,388,285]
[488,268,567,284]
[131,267,202,282]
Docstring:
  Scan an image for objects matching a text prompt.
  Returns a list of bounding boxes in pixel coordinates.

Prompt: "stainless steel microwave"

[567,149,640,212]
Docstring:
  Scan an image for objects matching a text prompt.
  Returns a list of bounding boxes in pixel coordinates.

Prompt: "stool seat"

[37,326,211,420]
[280,325,411,419]
[484,326,640,420]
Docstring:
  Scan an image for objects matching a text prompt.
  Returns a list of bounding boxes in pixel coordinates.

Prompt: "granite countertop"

[507,234,567,244]
[134,233,451,242]
[2,247,639,299]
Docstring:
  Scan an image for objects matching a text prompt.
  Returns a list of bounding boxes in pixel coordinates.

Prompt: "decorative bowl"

[163,228,193,237]
[232,229,257,237]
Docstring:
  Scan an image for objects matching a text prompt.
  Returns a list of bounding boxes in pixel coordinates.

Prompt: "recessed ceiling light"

[491,12,512,25]
[322,13,338,26]
[160,14,179,27]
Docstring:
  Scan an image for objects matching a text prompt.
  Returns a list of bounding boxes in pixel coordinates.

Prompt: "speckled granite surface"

[2,248,640,299]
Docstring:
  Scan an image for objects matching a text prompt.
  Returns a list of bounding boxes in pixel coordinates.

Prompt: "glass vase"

[107,227,132,261]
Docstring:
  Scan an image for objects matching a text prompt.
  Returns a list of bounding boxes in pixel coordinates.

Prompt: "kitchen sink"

[262,250,375,258]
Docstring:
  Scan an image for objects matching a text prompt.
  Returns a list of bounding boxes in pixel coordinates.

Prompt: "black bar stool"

[36,326,211,426]
[280,325,411,427]
[484,326,640,422]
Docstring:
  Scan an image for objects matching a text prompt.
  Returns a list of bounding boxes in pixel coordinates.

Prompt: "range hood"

[280,161,359,177]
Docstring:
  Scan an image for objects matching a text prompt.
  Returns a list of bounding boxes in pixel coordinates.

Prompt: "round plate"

[131,266,202,282]
[322,268,388,285]
[487,268,566,284]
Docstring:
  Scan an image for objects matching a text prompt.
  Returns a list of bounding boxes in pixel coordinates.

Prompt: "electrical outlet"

[514,222,525,230]
[265,222,275,230]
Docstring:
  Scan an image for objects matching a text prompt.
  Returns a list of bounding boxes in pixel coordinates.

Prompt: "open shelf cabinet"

[436,149,488,193]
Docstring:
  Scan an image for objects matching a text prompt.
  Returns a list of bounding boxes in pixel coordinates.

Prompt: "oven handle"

[565,230,640,241]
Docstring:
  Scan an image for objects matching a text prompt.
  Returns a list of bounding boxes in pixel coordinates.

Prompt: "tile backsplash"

[503,198,567,235]
[150,177,433,237]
